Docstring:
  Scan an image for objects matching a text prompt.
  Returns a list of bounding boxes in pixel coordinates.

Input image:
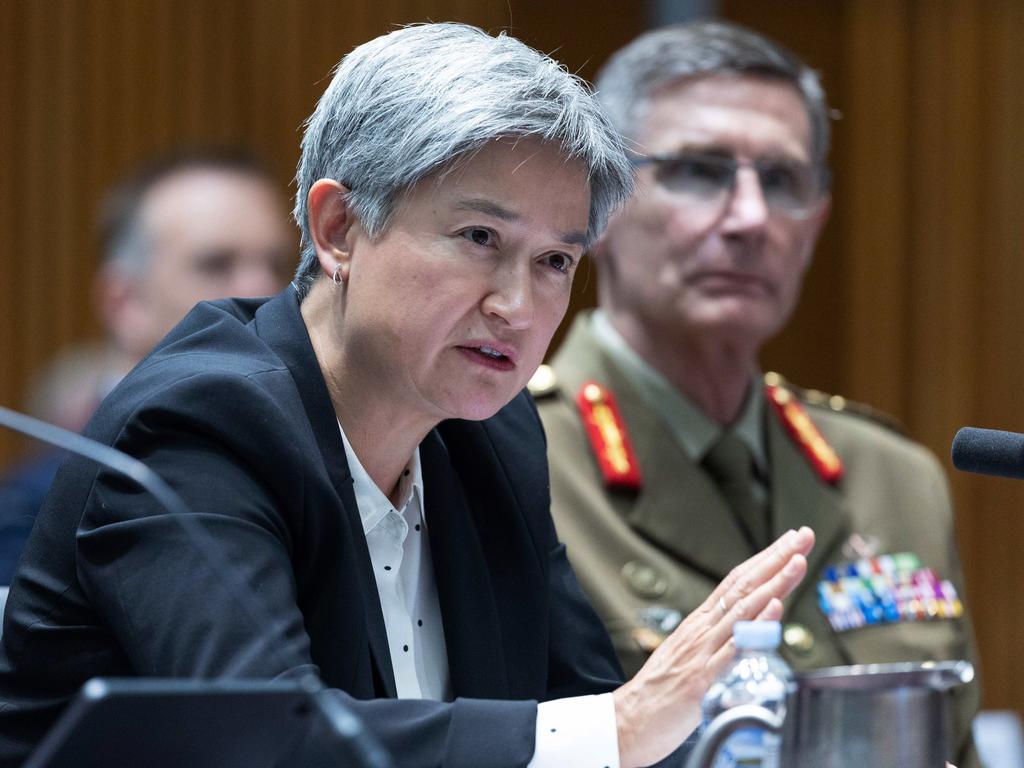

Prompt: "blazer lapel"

[253,289,397,698]
[766,407,850,607]
[420,430,511,699]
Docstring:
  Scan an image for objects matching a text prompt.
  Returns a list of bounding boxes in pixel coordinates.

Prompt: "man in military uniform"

[534,21,981,766]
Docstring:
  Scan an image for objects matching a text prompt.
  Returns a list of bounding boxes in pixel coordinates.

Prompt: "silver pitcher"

[686,660,974,768]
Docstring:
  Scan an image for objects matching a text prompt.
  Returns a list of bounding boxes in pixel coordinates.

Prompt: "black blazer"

[0,289,622,767]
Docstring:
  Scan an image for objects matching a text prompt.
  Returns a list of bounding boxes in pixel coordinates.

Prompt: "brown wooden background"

[2,0,1023,714]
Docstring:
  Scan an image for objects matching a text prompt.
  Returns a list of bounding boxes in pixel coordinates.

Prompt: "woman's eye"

[462,228,494,247]
[544,253,574,274]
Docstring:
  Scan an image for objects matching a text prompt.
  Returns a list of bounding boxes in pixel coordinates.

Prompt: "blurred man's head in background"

[95,148,295,364]
[592,21,832,360]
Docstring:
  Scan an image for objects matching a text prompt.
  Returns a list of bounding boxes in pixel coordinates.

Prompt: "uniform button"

[621,561,668,599]
[783,622,815,656]
[631,627,664,654]
[582,383,604,403]
[527,364,557,396]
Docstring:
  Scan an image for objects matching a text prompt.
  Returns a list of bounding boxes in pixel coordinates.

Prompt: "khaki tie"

[702,432,769,552]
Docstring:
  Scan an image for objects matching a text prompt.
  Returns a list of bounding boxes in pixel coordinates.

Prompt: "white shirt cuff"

[528,693,619,768]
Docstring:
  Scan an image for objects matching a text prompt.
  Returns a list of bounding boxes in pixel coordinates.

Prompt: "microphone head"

[952,427,1024,479]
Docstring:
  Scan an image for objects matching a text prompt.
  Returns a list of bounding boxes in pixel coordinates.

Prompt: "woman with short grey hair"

[0,23,813,768]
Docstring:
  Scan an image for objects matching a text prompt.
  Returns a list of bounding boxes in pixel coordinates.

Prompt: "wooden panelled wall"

[3,0,1024,714]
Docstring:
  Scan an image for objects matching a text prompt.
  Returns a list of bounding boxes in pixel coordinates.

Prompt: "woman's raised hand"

[613,526,815,768]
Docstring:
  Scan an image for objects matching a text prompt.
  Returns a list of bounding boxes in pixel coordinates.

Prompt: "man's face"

[598,74,829,350]
[339,138,590,423]
[125,169,294,356]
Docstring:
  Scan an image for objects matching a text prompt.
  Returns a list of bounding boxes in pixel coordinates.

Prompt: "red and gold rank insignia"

[576,381,642,490]
[766,383,844,484]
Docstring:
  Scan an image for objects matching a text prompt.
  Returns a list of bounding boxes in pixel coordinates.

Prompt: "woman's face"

[340,138,592,423]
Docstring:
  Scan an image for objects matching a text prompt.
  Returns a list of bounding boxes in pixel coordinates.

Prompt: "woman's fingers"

[755,597,785,621]
[612,529,813,768]
[697,528,814,649]
[706,553,806,648]
[708,528,814,609]
[706,596,787,678]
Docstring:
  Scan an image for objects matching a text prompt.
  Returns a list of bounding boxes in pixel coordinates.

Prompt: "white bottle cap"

[733,620,782,650]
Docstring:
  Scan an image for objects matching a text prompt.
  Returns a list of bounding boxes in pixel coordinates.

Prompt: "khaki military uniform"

[535,313,981,768]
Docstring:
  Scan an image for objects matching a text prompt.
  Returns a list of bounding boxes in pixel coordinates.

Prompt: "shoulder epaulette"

[764,375,844,485]
[527,364,558,398]
[764,372,907,436]
[575,380,642,491]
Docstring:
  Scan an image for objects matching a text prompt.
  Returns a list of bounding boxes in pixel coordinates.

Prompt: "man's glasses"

[632,151,829,219]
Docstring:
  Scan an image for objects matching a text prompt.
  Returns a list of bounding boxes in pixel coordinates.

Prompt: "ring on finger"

[718,597,728,616]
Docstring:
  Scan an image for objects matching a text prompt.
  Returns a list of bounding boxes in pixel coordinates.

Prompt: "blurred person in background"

[532,20,980,767]
[0,148,294,581]
[93,147,295,379]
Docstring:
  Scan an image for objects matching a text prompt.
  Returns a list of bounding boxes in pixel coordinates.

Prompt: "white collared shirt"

[339,425,450,701]
[337,422,619,768]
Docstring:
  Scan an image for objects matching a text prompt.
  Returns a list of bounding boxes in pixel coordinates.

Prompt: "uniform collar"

[589,309,767,476]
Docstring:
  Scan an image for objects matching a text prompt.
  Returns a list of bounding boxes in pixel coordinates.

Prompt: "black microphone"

[951,426,1024,480]
[0,404,392,768]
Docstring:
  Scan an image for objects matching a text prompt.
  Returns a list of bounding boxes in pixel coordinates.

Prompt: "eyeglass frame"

[630,150,831,220]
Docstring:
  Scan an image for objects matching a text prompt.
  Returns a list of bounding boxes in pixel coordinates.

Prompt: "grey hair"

[595,20,832,169]
[292,22,634,298]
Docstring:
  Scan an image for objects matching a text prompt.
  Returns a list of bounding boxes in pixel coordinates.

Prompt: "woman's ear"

[307,179,356,281]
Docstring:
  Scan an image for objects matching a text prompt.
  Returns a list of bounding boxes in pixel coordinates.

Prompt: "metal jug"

[685,660,974,768]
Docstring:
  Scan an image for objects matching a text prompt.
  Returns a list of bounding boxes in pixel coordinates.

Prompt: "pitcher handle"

[684,705,784,768]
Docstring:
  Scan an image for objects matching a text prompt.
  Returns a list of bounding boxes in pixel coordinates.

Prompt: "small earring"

[332,263,345,286]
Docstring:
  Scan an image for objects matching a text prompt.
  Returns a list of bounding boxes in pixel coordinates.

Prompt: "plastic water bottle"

[701,620,793,768]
